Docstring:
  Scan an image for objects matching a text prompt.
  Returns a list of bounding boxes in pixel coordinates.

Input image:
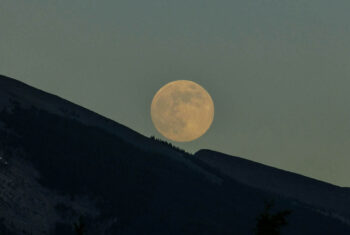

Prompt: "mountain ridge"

[0,74,215,174]
[1,74,350,234]
[195,149,350,222]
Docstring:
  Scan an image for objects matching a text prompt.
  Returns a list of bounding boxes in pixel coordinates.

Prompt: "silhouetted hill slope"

[0,74,350,234]
[0,75,194,160]
[195,149,350,222]
[0,75,143,143]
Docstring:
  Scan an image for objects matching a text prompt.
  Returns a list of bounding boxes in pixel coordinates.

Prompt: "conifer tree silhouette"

[74,216,85,235]
[254,200,292,235]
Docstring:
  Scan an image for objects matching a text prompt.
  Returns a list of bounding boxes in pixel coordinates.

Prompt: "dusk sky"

[1,0,350,186]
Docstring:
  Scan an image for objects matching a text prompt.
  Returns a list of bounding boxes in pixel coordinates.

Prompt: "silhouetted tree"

[74,216,85,235]
[254,200,292,235]
[150,135,190,155]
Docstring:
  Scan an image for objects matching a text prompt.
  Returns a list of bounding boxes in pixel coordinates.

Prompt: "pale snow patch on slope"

[0,152,99,234]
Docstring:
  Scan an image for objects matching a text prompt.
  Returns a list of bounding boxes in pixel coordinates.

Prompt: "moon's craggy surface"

[151,80,214,142]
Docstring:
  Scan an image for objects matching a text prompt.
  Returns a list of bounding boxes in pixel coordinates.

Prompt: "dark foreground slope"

[0,75,350,234]
[195,150,350,222]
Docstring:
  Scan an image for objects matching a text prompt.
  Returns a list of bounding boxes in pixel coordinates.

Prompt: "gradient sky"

[1,0,350,186]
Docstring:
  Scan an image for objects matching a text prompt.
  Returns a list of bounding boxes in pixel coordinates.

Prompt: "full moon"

[151,80,214,142]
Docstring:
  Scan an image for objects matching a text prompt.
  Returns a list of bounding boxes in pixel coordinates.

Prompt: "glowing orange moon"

[151,80,214,142]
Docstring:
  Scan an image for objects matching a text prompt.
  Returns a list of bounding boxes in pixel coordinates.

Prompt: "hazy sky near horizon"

[1,0,350,186]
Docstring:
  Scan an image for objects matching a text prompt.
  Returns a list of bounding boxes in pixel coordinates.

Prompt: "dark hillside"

[1,75,350,234]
